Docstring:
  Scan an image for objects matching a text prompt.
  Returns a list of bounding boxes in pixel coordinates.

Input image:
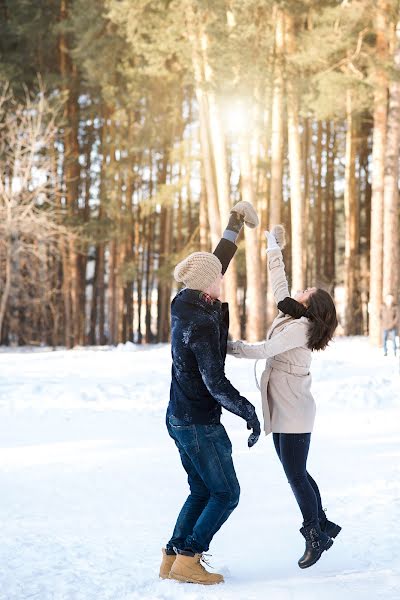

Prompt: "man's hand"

[231,201,259,229]
[247,415,261,448]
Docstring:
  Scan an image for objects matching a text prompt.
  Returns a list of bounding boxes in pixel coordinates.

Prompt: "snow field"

[0,337,399,599]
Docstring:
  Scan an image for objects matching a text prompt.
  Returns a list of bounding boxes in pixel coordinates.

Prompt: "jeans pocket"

[204,423,232,453]
[169,417,199,453]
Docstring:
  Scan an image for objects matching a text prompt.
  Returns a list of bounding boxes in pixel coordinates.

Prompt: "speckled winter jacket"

[167,288,257,425]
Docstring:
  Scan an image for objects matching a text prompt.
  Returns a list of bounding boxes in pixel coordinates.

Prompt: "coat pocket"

[284,372,309,398]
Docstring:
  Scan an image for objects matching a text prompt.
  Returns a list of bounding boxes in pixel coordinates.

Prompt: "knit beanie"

[174,252,222,292]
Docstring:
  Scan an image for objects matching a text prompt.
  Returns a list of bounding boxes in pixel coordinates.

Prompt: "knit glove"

[247,414,261,448]
[230,201,259,229]
[265,230,280,253]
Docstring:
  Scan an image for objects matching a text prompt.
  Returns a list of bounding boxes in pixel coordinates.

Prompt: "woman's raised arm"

[265,229,290,305]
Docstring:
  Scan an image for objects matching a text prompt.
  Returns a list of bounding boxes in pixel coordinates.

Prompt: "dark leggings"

[273,433,325,528]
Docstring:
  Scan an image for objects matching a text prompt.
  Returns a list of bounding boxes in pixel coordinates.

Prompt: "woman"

[227,226,340,569]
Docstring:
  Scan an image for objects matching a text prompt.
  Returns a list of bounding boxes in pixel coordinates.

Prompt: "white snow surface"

[0,337,399,600]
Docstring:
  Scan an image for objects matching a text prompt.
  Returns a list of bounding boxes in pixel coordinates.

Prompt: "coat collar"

[174,288,224,317]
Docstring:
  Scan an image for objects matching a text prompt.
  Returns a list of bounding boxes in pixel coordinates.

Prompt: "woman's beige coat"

[228,248,315,435]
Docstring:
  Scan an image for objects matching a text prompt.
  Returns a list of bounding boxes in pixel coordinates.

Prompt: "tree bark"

[324,121,336,284]
[185,3,221,249]
[266,7,285,325]
[344,91,361,334]
[285,13,304,293]
[383,19,400,300]
[315,121,323,282]
[59,0,80,347]
[200,27,241,339]
[369,0,388,344]
[238,131,264,341]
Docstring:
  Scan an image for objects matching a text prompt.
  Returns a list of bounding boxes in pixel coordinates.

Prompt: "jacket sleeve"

[268,248,290,305]
[231,321,309,360]
[213,238,237,275]
[190,320,257,423]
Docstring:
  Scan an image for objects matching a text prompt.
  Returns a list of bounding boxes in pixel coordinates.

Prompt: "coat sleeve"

[268,248,290,305]
[190,320,257,423]
[213,238,237,275]
[231,321,309,360]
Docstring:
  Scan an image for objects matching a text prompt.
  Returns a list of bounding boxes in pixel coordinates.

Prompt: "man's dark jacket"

[167,287,257,425]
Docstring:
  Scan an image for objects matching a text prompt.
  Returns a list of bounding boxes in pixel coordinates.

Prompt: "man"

[381,294,398,357]
[160,202,261,585]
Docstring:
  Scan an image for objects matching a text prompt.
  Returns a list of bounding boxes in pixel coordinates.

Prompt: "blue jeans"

[273,433,324,528]
[383,328,397,355]
[166,415,240,554]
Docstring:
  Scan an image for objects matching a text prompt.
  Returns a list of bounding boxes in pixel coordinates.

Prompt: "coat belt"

[269,358,309,376]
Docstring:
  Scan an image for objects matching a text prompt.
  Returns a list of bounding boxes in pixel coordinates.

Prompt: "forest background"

[0,0,399,348]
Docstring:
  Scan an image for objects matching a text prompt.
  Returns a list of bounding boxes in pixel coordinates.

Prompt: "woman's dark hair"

[305,289,338,351]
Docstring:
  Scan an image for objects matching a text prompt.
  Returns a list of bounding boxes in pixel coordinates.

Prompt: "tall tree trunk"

[78,123,93,344]
[238,131,264,341]
[344,91,360,334]
[266,7,285,325]
[369,0,388,344]
[383,19,400,300]
[315,121,323,282]
[185,3,221,248]
[157,154,172,343]
[285,14,304,293]
[59,0,80,347]
[201,29,241,339]
[303,118,312,285]
[324,121,336,284]
[199,168,208,251]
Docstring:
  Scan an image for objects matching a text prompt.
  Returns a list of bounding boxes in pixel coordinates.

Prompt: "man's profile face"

[206,274,223,299]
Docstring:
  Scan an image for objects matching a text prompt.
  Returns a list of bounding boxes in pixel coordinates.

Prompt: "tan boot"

[169,552,224,585]
[159,548,176,579]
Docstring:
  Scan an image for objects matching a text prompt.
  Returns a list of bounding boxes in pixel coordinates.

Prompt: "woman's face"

[293,287,317,306]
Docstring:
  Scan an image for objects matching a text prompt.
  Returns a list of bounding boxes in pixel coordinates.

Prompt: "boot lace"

[199,553,214,570]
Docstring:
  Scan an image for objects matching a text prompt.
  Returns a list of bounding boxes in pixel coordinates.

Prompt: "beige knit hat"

[174,252,222,292]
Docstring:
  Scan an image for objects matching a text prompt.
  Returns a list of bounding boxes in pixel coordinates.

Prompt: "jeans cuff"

[184,535,206,555]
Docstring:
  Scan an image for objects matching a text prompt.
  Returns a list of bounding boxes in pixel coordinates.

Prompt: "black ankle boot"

[298,524,333,569]
[320,517,342,539]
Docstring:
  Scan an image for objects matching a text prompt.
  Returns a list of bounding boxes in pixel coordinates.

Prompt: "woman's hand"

[227,340,243,358]
[264,230,280,253]
[265,225,286,252]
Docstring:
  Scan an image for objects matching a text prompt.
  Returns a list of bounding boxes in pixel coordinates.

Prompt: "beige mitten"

[230,201,259,229]
[271,224,286,249]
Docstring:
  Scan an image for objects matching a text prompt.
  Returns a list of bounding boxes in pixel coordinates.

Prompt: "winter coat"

[381,304,399,331]
[228,248,315,435]
[167,287,257,425]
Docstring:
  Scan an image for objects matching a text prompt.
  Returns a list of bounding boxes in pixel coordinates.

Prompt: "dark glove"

[247,415,261,448]
[278,296,308,319]
[226,211,244,235]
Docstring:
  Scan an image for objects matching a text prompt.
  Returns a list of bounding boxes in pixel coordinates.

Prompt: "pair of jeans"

[166,415,240,554]
[383,328,397,355]
[273,433,324,528]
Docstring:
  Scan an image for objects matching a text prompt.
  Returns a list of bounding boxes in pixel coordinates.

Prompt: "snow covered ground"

[0,337,399,600]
